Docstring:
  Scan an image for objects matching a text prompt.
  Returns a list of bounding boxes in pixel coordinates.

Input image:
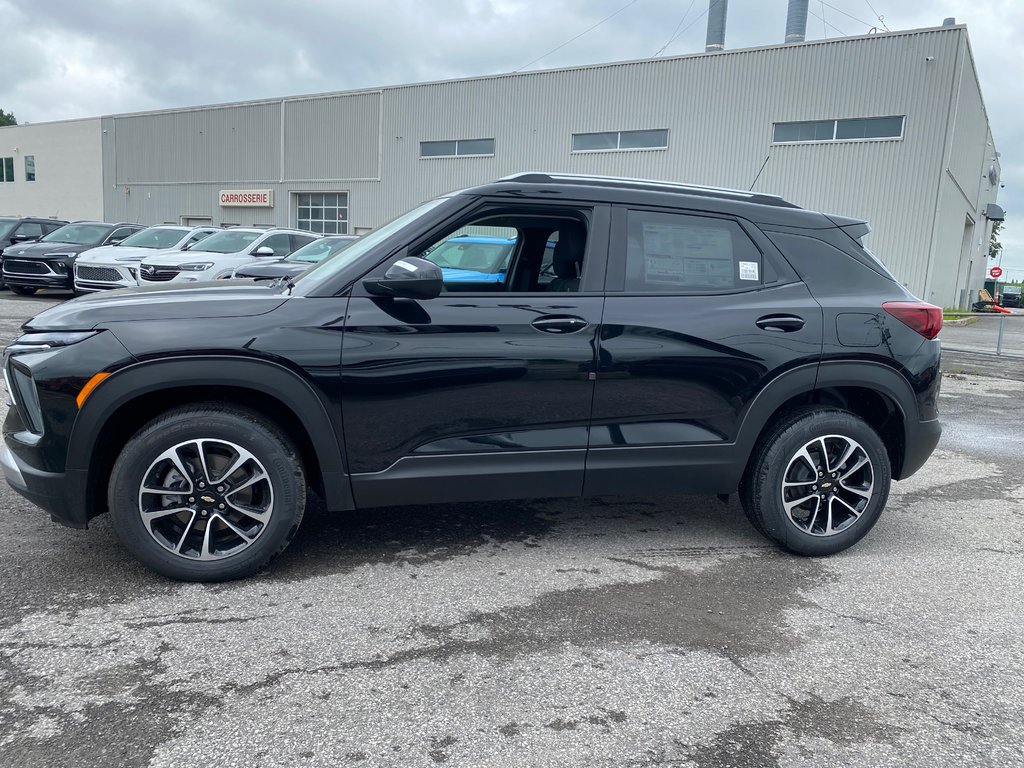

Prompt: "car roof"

[66,221,143,227]
[454,172,839,229]
[219,227,315,235]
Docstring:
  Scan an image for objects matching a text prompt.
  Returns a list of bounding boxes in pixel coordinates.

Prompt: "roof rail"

[498,172,799,208]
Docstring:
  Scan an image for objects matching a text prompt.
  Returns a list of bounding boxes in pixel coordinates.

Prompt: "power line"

[808,8,848,37]
[818,1,876,31]
[653,0,697,57]
[863,0,891,31]
[652,0,724,57]
[515,0,643,72]
[820,1,828,38]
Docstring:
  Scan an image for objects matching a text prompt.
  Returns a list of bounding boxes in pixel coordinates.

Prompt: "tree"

[0,109,16,127]
[989,220,1003,260]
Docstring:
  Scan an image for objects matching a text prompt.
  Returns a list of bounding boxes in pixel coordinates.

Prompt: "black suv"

[1,173,942,581]
[1,221,144,294]
[0,217,68,288]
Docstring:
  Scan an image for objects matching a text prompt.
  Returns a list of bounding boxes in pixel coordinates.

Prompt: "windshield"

[118,227,190,249]
[1004,286,1021,295]
[190,230,261,254]
[288,238,344,263]
[287,238,356,263]
[296,199,449,290]
[40,223,111,246]
[0,220,16,239]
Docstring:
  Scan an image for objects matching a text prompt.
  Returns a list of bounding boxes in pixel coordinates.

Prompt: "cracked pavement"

[1,294,1022,767]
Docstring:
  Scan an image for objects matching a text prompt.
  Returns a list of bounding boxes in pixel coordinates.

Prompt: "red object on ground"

[991,304,1012,314]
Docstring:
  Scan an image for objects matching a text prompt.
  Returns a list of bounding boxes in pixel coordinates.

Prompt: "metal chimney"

[942,17,957,26]
[785,0,809,43]
[705,0,728,52]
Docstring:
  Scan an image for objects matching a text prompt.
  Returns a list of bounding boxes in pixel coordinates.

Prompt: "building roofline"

[94,24,968,122]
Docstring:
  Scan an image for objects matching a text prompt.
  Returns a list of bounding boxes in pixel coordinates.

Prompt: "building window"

[773,116,905,144]
[572,129,669,153]
[1,157,13,183]
[297,192,349,234]
[420,138,495,158]
[24,155,35,182]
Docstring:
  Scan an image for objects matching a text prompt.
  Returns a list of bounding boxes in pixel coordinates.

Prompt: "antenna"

[749,153,771,191]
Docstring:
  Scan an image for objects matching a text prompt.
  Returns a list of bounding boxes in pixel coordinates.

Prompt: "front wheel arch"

[68,357,353,523]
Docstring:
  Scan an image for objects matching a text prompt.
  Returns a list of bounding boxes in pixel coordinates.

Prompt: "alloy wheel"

[137,439,274,560]
[780,434,874,537]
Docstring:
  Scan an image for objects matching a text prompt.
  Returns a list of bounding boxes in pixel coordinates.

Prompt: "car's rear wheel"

[10,285,37,296]
[108,404,305,581]
[739,407,891,556]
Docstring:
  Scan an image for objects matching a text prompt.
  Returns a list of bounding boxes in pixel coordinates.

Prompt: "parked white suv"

[138,228,317,285]
[74,225,220,292]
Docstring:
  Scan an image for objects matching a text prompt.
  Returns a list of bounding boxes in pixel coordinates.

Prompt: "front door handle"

[756,314,805,333]
[531,315,590,334]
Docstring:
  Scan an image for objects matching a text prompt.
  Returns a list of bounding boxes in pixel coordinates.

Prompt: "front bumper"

[1,441,89,527]
[74,263,138,292]
[3,268,74,290]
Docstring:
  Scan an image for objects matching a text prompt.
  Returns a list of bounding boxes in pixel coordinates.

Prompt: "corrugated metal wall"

[99,25,995,301]
[283,92,381,181]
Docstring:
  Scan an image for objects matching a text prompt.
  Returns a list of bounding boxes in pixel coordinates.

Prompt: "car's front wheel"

[10,285,37,296]
[740,407,891,556]
[108,404,306,581]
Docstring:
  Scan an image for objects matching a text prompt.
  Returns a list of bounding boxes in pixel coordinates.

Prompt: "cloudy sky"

[2,0,1021,275]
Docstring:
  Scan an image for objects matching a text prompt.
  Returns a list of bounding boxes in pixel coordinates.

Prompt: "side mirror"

[10,233,36,243]
[363,256,442,300]
[109,238,125,246]
[180,242,192,251]
[253,246,276,257]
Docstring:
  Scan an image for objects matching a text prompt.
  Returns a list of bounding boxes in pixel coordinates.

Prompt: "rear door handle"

[531,315,590,334]
[756,314,805,333]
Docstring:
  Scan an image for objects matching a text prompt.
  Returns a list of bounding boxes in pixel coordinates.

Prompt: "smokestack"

[942,17,956,26]
[705,0,728,52]
[785,0,809,43]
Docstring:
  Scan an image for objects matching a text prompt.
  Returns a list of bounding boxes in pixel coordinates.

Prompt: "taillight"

[883,301,942,340]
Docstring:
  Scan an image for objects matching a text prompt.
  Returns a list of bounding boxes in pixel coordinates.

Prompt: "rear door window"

[622,210,762,293]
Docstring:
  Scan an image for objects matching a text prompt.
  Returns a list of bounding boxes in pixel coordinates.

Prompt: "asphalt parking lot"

[1,294,1022,767]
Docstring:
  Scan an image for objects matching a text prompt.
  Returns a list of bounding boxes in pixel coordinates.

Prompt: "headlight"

[45,252,74,260]
[177,262,214,272]
[7,330,99,352]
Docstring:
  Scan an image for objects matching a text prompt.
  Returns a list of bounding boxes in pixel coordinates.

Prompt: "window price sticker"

[739,261,759,281]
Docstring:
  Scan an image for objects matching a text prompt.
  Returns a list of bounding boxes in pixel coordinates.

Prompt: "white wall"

[0,118,104,221]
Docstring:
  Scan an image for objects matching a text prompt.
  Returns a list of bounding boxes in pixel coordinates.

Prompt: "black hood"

[2,241,93,259]
[24,280,290,331]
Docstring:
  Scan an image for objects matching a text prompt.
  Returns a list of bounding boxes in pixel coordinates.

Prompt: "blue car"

[426,235,515,283]
[427,234,561,285]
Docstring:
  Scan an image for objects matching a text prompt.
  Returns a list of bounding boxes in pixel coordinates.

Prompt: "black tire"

[10,285,37,296]
[108,404,305,581]
[739,407,891,556]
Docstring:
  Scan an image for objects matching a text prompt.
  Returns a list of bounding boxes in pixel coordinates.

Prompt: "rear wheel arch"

[68,357,353,521]
[736,362,914,481]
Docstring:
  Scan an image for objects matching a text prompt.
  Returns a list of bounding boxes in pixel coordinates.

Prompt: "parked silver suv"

[74,225,220,292]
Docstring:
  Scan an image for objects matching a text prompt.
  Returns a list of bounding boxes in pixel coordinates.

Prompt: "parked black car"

[1,221,144,294]
[232,235,358,281]
[1,173,942,581]
[0,217,68,288]
[1001,285,1022,308]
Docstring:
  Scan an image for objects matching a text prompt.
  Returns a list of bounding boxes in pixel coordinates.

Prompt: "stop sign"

[990,266,1003,279]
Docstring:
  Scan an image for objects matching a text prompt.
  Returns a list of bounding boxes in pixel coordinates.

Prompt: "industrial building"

[0,6,1001,308]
